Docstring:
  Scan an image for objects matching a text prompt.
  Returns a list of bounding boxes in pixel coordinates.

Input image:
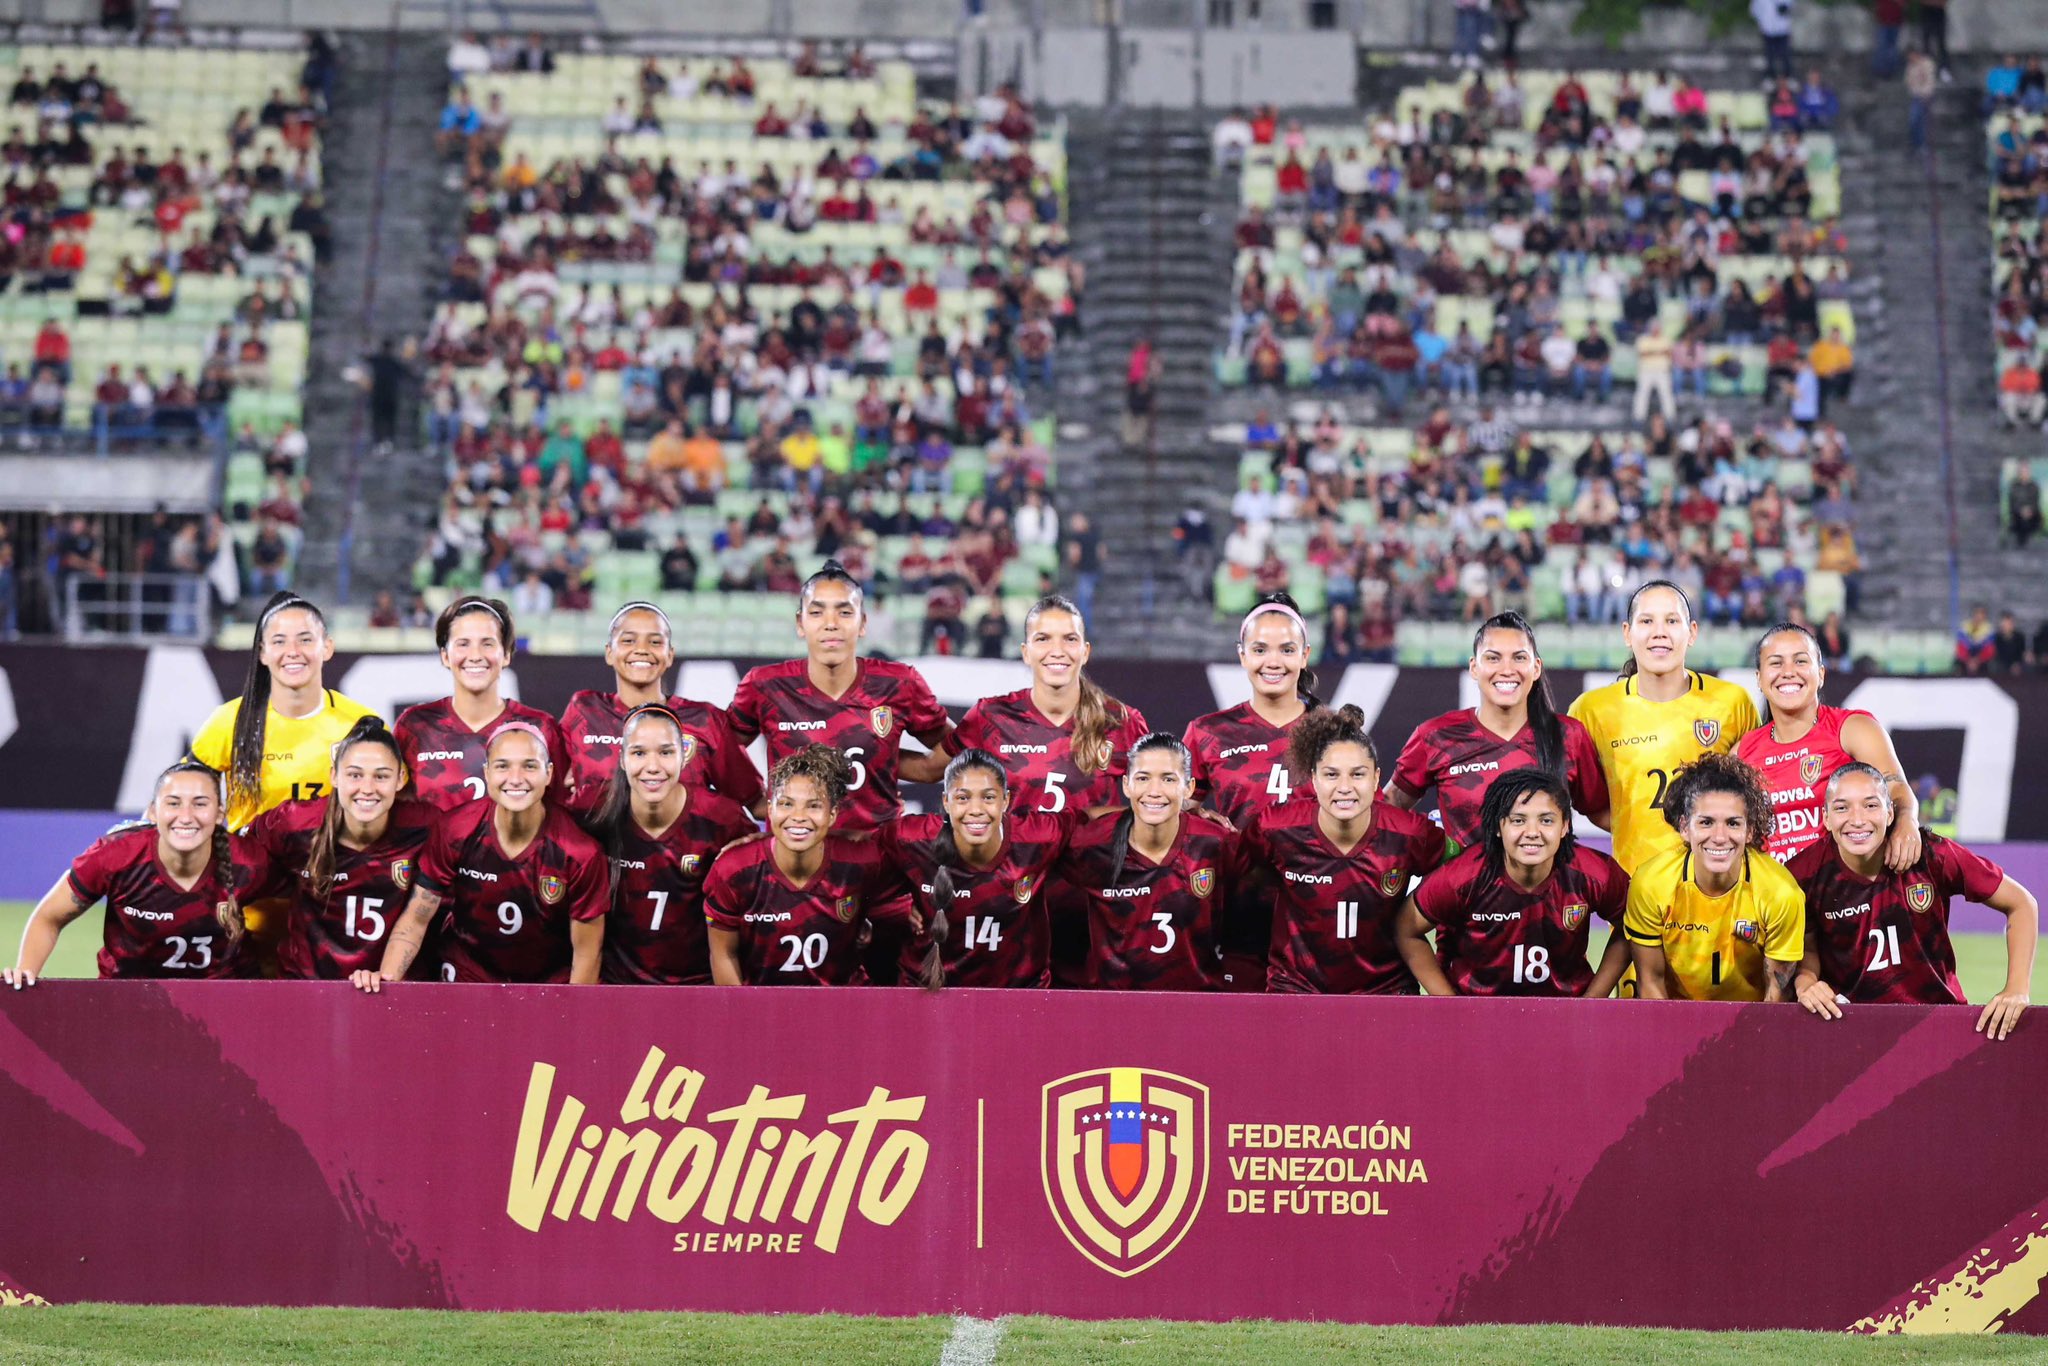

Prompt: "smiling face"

[260,606,332,693]
[485,730,548,814]
[770,773,835,854]
[621,713,684,809]
[1471,625,1539,711]
[607,609,675,692]
[1239,611,1308,704]
[1498,789,1566,873]
[1023,606,1088,691]
[1824,769,1892,861]
[1756,628,1822,715]
[332,740,402,829]
[152,770,223,856]
[1123,748,1189,830]
[943,763,1011,854]
[442,608,509,699]
[1682,791,1750,881]
[797,579,865,666]
[1312,740,1377,825]
[1624,586,1698,679]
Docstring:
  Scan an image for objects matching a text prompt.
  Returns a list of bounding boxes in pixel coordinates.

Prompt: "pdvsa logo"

[1041,1067,1208,1278]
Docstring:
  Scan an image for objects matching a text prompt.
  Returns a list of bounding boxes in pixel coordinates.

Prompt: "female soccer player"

[9,760,248,983]
[1569,580,1758,875]
[1056,733,1239,990]
[243,716,437,979]
[1396,769,1631,997]
[877,748,1077,988]
[704,745,909,986]
[1623,753,1805,1002]
[1737,622,1920,867]
[586,703,758,985]
[394,595,570,810]
[1183,594,1320,822]
[355,722,606,986]
[1791,762,2035,1036]
[558,601,764,817]
[1241,706,1448,994]
[1387,611,1610,849]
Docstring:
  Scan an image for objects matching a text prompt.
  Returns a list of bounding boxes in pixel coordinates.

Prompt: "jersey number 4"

[1266,763,1293,804]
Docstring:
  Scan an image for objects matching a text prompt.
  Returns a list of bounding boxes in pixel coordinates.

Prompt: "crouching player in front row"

[1395,769,1631,998]
[1791,762,2036,1038]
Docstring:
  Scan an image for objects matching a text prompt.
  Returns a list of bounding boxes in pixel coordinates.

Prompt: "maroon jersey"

[953,689,1151,816]
[603,790,759,984]
[1388,710,1609,849]
[244,796,439,979]
[558,689,764,816]
[702,833,906,984]
[1788,833,2004,1005]
[1735,705,1871,863]
[1242,798,1449,995]
[726,659,952,832]
[393,697,572,811]
[67,825,254,979]
[1411,843,1629,996]
[414,801,608,982]
[876,811,1077,987]
[1056,812,1238,990]
[1183,702,1304,825]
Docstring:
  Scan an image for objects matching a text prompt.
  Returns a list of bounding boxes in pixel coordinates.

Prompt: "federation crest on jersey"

[869,706,894,739]
[1733,918,1760,944]
[1189,867,1215,899]
[390,857,413,891]
[1560,901,1588,931]
[1799,753,1823,786]
[539,874,565,905]
[1380,866,1405,898]
[677,733,699,769]
[833,894,859,922]
[1014,872,1041,904]
[1907,882,1934,913]
[1694,718,1721,748]
[680,853,702,876]
[1041,1066,1209,1278]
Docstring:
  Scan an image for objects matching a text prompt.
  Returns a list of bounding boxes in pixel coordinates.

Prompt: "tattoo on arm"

[1767,959,1798,1001]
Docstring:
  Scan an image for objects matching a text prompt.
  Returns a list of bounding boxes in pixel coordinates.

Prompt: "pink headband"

[1240,601,1307,641]
[487,720,553,767]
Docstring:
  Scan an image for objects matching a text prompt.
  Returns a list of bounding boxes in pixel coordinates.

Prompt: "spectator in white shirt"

[1231,475,1276,529]
[1223,516,1267,571]
[510,568,553,618]
[1212,109,1253,168]
[447,31,491,81]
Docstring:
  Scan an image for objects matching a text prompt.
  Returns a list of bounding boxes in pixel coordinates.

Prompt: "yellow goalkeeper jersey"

[1622,845,1805,1002]
[189,690,379,831]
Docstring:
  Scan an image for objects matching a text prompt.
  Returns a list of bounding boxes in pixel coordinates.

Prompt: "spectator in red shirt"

[903,269,938,314]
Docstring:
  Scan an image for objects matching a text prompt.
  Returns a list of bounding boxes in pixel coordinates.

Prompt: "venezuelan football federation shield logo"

[1800,753,1823,786]
[1694,718,1721,748]
[1189,867,1215,899]
[680,854,702,876]
[870,706,894,739]
[1014,872,1041,904]
[677,733,699,769]
[539,874,565,905]
[1907,882,1934,913]
[834,894,859,922]
[1560,902,1588,931]
[1380,866,1405,898]
[390,857,412,891]
[1733,918,1760,944]
[1042,1067,1209,1278]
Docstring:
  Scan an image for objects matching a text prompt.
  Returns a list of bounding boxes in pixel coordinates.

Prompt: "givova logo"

[1041,1067,1208,1278]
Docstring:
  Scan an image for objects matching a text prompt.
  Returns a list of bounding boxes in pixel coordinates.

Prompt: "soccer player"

[558,601,764,817]
[877,748,1078,988]
[394,595,570,810]
[355,722,606,986]
[1791,762,2035,1037]
[1623,753,1805,1002]
[242,717,437,979]
[1396,769,1630,997]
[1387,611,1610,848]
[1569,581,1758,875]
[1182,592,1321,989]
[9,760,249,983]
[585,704,758,985]
[1737,622,1920,867]
[1241,706,1449,995]
[704,745,909,986]
[1056,733,1238,990]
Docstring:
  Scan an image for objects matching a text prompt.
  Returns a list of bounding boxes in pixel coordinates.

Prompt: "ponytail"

[592,705,686,864]
[308,717,406,901]
[231,590,328,821]
[154,758,243,943]
[1617,579,1693,680]
[1026,594,1123,775]
[1473,611,1565,778]
[1239,591,1320,706]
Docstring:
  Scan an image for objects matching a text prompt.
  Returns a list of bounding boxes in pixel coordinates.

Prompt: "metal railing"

[62,573,213,643]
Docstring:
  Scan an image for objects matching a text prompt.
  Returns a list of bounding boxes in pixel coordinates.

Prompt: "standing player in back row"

[394,595,570,810]
[1736,622,1919,868]
[1570,581,1758,876]
[1387,611,1609,850]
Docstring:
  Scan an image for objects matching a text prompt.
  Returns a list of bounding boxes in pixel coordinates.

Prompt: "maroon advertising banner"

[2,983,2044,1333]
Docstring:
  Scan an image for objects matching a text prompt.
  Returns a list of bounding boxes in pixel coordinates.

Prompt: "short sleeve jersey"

[558,690,764,816]
[1056,812,1239,991]
[1735,706,1873,863]
[244,796,439,979]
[1788,833,2004,1005]
[68,825,255,979]
[702,834,904,984]
[393,697,573,811]
[953,689,1151,817]
[1412,843,1629,996]
[413,801,608,982]
[1622,845,1805,1002]
[726,659,952,832]
[876,811,1077,987]
[1388,709,1610,849]
[1182,702,1305,824]
[1568,671,1759,874]
[189,689,379,830]
[604,790,759,985]
[1242,798,1449,995]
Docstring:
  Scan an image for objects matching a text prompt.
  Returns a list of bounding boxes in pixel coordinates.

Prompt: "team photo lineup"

[9,571,2033,1032]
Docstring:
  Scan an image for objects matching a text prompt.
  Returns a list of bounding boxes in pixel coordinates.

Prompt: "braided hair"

[228,590,328,822]
[1476,768,1577,879]
[305,716,405,900]
[152,759,244,944]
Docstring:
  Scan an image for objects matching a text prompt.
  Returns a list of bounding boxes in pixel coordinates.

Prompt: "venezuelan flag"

[1107,1068,1144,1198]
